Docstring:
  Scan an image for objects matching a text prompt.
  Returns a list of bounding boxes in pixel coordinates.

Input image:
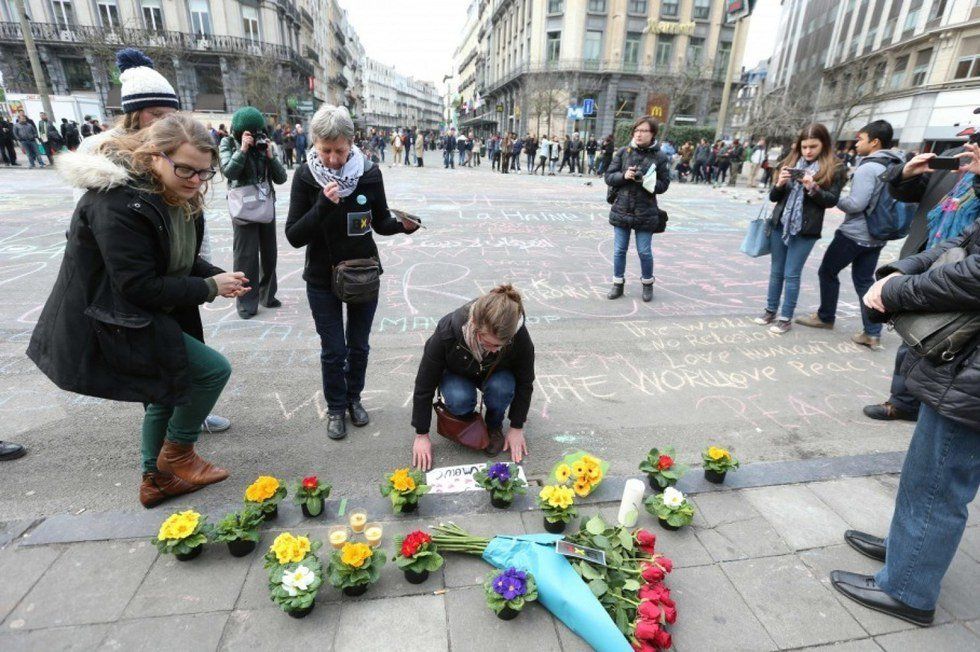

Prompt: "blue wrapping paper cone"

[483,534,632,652]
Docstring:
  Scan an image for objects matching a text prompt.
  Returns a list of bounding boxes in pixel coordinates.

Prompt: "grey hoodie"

[837,149,906,246]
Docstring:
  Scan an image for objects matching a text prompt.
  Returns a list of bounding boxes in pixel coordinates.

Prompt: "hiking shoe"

[769,319,792,334]
[753,309,777,325]
[852,332,883,350]
[795,313,834,329]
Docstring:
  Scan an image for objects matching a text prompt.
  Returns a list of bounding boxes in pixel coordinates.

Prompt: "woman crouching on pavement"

[411,285,535,470]
[28,113,248,507]
[285,104,419,441]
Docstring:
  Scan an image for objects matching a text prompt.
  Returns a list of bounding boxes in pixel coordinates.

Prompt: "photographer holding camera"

[220,106,288,319]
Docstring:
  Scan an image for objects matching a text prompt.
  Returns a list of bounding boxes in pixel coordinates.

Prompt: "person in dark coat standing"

[753,123,846,334]
[443,128,457,169]
[410,285,534,470]
[862,125,980,422]
[604,116,671,302]
[1,116,18,165]
[286,104,419,440]
[27,114,249,507]
[219,106,288,319]
[829,143,980,628]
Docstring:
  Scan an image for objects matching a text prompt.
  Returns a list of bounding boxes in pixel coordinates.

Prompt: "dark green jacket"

[219,135,288,189]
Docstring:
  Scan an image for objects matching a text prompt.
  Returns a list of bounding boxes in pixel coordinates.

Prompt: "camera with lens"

[253,131,270,152]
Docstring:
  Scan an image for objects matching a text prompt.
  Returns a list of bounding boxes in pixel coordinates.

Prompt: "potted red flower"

[639,447,688,491]
[293,475,331,518]
[394,530,444,584]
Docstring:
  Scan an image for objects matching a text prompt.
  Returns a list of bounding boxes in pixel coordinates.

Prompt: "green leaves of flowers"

[588,578,608,597]
[326,548,385,590]
[473,463,527,502]
[638,446,689,489]
[644,492,695,527]
[585,515,606,535]
[212,506,263,543]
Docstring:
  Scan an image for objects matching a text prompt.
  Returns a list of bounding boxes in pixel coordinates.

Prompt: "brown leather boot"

[139,471,201,509]
[484,426,506,456]
[156,440,229,486]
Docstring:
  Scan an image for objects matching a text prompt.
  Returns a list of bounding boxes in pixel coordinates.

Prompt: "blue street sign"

[583,98,596,116]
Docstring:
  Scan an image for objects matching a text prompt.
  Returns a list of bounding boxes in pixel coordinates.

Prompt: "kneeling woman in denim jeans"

[286,104,419,441]
[755,123,845,334]
[604,116,671,303]
[410,285,535,471]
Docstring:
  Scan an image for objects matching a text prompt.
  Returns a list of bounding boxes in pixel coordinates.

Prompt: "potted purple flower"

[473,462,526,509]
[484,567,538,620]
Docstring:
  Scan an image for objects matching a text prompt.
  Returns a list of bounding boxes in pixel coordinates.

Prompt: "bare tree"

[240,54,306,118]
[525,70,569,136]
[819,57,886,143]
[642,59,718,137]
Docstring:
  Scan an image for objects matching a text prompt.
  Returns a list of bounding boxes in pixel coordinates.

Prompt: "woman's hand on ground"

[504,428,528,464]
[212,272,250,298]
[412,434,432,471]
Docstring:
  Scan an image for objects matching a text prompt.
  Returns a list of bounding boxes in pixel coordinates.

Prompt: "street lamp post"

[715,15,747,142]
[14,0,55,119]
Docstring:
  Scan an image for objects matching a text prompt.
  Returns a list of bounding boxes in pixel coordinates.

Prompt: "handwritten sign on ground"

[426,463,529,494]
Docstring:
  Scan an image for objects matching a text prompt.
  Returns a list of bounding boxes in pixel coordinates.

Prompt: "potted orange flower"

[328,542,385,596]
[380,468,429,514]
[245,475,287,520]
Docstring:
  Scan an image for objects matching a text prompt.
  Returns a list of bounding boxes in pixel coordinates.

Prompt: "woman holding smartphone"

[755,123,846,334]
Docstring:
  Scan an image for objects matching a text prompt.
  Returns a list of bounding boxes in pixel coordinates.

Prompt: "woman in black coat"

[604,116,671,303]
[28,114,248,508]
[285,104,418,441]
[831,145,980,624]
[410,285,534,471]
[755,123,845,334]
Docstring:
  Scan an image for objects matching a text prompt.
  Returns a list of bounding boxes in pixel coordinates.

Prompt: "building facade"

[361,57,442,131]
[766,0,980,150]
[0,0,366,121]
[729,58,766,139]
[451,0,748,138]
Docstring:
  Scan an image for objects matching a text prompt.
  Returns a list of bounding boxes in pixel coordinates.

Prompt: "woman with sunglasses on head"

[410,285,535,471]
[29,113,248,508]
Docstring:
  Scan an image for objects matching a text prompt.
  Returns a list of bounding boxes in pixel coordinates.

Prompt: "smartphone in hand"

[927,156,963,171]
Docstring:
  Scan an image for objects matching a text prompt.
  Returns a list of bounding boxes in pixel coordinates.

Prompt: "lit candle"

[349,510,367,533]
[328,525,349,549]
[617,479,645,527]
[364,523,383,547]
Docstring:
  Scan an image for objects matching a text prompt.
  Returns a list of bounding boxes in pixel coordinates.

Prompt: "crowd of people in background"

[0,110,111,168]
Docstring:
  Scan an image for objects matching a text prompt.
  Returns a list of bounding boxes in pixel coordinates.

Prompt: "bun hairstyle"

[471,284,525,341]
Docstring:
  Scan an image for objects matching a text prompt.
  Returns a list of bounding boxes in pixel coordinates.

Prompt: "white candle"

[617,479,645,527]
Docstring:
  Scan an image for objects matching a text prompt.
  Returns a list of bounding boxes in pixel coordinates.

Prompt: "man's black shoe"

[830,571,933,627]
[844,530,886,562]
[607,283,624,300]
[326,414,347,440]
[266,298,282,308]
[0,441,26,461]
[642,284,653,302]
[862,402,917,422]
[348,401,369,427]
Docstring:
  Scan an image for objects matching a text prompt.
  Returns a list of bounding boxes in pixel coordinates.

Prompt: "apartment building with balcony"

[362,57,442,132]
[451,0,746,137]
[767,0,980,150]
[0,0,342,120]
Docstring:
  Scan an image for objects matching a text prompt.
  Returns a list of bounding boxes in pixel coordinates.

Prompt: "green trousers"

[141,333,232,473]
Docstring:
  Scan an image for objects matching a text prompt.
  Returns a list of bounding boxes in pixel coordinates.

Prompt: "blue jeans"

[876,403,980,610]
[444,150,454,168]
[817,230,884,336]
[889,344,921,413]
[766,229,818,320]
[306,284,378,414]
[20,140,44,167]
[440,370,516,430]
[612,226,653,283]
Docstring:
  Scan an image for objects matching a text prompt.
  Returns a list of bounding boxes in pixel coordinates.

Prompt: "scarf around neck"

[782,158,820,243]
[306,144,365,198]
[926,172,977,249]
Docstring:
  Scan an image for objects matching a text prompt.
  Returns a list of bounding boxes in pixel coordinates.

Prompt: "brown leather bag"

[433,358,501,451]
[434,399,489,451]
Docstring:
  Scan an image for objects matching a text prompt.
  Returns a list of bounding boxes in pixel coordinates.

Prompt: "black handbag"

[891,231,980,364]
[331,258,381,303]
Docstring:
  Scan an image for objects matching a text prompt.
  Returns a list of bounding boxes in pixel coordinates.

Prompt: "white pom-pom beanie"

[116,48,180,113]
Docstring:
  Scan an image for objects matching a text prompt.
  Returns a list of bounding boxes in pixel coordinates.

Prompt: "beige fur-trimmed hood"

[58,150,132,192]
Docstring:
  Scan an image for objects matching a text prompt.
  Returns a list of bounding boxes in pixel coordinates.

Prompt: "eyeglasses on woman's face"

[158,152,217,181]
[633,128,652,134]
[476,329,509,351]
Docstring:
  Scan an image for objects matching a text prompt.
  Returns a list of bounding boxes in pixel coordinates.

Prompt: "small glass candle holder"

[348,509,368,533]
[328,524,350,549]
[364,522,384,548]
